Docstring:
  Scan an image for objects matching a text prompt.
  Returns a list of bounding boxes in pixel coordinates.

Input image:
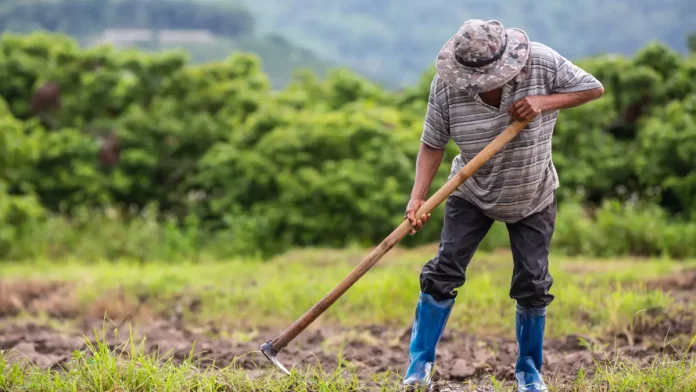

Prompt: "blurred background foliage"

[0,31,695,261]
[0,0,695,262]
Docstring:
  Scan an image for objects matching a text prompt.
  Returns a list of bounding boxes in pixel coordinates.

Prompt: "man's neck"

[478,87,503,108]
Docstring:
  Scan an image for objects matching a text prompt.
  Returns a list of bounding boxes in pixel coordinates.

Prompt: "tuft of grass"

[583,353,696,391]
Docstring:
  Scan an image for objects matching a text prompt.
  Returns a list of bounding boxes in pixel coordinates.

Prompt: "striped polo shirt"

[421,42,603,223]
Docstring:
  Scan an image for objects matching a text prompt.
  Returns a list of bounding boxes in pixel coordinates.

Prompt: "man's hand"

[508,96,547,121]
[405,198,431,235]
[509,88,605,122]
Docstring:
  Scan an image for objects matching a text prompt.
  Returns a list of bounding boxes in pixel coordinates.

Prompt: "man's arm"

[509,45,604,121]
[541,87,604,110]
[509,87,604,120]
[406,143,445,234]
[407,75,450,234]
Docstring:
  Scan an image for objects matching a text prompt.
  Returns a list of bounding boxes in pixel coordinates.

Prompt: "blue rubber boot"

[402,292,454,389]
[515,304,548,392]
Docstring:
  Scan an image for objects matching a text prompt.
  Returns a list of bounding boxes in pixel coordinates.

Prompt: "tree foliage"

[0,32,695,258]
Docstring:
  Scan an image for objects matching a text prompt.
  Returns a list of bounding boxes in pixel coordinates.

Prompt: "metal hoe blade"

[260,341,291,375]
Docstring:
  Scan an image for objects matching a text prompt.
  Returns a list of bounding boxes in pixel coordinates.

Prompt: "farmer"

[402,19,604,391]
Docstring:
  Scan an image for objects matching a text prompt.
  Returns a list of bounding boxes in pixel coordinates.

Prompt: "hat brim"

[435,28,530,93]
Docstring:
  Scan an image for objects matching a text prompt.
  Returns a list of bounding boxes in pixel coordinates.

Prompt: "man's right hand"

[405,198,431,235]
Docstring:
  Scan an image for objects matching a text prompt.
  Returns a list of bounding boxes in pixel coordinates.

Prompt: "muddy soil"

[1,271,695,390]
[2,315,694,388]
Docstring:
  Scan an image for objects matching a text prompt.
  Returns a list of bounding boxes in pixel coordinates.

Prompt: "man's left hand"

[508,96,547,121]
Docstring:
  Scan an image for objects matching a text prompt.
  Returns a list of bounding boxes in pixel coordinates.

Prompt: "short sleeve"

[549,48,603,94]
[420,75,450,149]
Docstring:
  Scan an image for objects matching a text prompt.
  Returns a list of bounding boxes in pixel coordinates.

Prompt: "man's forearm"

[541,87,604,111]
[411,143,445,200]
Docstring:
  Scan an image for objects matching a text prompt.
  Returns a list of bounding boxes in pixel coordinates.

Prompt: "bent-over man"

[402,19,604,392]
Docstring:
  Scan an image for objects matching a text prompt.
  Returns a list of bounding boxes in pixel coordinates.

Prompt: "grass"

[0,326,695,391]
[1,246,694,339]
[0,325,364,391]
[1,246,696,391]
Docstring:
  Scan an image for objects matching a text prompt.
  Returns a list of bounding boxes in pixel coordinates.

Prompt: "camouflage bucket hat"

[436,19,530,93]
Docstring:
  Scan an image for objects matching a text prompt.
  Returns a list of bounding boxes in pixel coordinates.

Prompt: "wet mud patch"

[0,280,79,319]
[0,279,206,328]
[608,268,696,350]
[647,268,696,299]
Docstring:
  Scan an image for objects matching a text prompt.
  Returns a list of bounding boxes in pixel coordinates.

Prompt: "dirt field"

[1,269,695,390]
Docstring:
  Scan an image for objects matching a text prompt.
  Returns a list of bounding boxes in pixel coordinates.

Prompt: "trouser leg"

[506,195,556,308]
[403,195,493,388]
[506,196,556,392]
[419,195,495,301]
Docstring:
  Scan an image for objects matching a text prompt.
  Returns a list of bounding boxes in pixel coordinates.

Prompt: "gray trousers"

[420,194,556,308]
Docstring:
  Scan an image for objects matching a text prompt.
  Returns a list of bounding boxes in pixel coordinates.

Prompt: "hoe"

[260,119,532,375]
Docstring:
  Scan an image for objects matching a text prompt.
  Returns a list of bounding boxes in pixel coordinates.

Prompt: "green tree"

[1,32,695,258]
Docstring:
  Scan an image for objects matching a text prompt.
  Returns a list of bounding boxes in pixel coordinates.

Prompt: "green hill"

[0,0,334,89]
[117,34,335,89]
[229,0,696,87]
[0,0,255,38]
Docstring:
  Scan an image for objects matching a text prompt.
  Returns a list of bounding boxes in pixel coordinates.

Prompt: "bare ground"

[1,271,695,389]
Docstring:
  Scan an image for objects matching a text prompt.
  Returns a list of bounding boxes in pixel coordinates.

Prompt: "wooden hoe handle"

[268,119,531,351]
